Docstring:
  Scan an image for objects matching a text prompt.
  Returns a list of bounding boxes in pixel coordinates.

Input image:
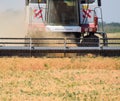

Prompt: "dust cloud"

[0,10,26,38]
[0,9,78,47]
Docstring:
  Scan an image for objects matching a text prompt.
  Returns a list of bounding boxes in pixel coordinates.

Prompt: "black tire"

[81,34,99,47]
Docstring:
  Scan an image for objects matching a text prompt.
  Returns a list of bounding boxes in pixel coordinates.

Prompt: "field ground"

[0,57,120,101]
[107,33,120,38]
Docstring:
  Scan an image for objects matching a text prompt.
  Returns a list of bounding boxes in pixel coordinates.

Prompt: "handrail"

[0,38,120,47]
[0,38,120,56]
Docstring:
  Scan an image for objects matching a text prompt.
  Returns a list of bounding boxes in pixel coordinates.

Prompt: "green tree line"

[99,22,120,33]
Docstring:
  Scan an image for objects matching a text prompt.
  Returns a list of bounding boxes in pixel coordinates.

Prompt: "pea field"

[0,57,120,101]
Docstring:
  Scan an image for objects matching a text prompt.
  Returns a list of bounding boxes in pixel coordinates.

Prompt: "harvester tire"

[81,34,99,47]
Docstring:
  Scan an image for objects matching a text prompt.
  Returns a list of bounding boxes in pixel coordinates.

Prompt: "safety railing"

[0,38,120,47]
[0,37,120,56]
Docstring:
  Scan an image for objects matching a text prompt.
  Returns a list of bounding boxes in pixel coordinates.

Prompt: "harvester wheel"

[81,34,99,47]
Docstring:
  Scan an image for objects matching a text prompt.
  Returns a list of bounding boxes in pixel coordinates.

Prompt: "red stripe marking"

[83,9,91,18]
[34,9,43,18]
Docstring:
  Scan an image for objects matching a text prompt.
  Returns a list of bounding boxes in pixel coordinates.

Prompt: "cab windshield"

[47,0,79,26]
[81,0,95,4]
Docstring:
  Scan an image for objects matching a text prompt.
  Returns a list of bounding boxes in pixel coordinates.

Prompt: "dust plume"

[0,9,78,47]
[0,10,26,38]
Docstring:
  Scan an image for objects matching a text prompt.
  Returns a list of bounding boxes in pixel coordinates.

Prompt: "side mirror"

[98,0,101,6]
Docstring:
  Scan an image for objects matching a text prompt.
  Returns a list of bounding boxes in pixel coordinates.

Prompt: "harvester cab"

[25,0,107,47]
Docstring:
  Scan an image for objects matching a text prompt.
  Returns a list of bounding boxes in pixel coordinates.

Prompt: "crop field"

[0,57,120,101]
[107,33,120,38]
[0,8,120,101]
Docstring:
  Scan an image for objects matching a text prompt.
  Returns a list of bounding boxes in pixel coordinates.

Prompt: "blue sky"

[102,0,120,23]
[0,0,120,23]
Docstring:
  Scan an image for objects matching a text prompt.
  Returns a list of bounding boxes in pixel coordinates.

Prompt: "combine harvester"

[25,0,107,45]
[0,0,120,56]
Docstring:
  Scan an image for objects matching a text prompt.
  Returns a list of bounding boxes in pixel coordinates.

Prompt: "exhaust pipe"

[98,0,101,6]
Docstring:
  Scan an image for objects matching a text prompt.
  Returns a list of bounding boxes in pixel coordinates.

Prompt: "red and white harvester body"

[25,0,107,46]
